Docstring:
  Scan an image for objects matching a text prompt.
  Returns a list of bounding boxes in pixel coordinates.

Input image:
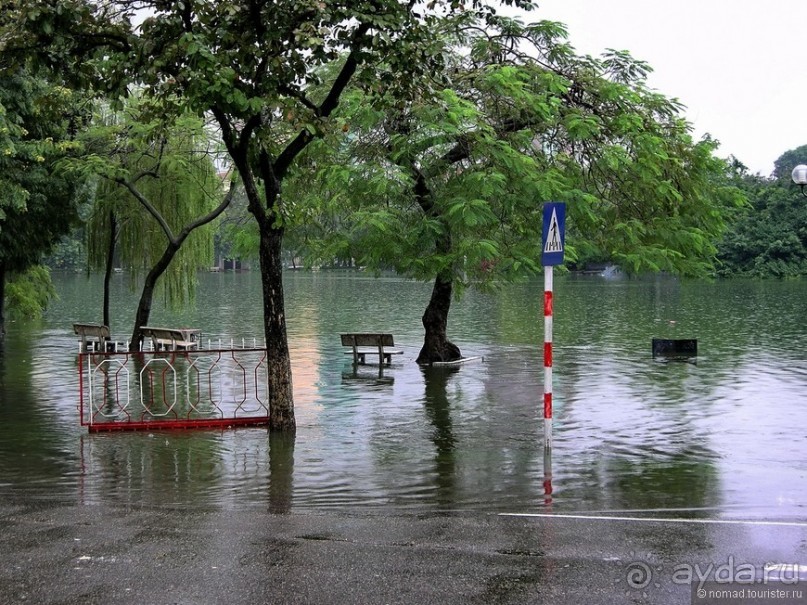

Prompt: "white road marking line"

[498,512,807,528]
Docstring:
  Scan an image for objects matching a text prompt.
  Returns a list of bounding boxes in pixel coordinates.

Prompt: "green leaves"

[717,152,807,277]
[80,101,223,308]
[5,265,57,319]
[0,66,85,278]
[445,197,497,228]
[280,9,745,286]
[563,111,602,140]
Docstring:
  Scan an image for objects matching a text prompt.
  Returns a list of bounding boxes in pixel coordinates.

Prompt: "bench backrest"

[652,338,697,357]
[141,326,186,341]
[73,323,110,339]
[341,333,395,348]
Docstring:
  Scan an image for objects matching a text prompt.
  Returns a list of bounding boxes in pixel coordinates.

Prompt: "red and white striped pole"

[541,202,564,451]
[543,265,554,449]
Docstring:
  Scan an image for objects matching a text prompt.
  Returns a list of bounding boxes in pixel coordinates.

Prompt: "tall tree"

[5,0,534,429]
[286,16,745,363]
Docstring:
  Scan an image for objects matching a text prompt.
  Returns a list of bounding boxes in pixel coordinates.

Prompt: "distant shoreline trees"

[716,146,807,277]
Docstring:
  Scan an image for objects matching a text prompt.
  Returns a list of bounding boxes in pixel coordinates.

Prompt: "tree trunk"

[102,211,116,329]
[407,165,461,365]
[128,241,180,350]
[212,46,364,432]
[257,223,296,432]
[223,139,297,433]
[416,274,462,365]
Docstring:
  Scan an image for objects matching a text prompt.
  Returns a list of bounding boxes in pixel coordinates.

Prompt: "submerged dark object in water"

[652,338,697,359]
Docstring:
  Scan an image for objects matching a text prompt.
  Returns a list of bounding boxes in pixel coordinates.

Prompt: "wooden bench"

[73,323,111,352]
[341,333,403,366]
[141,326,200,351]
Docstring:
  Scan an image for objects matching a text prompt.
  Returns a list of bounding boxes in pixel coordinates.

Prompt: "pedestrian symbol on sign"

[544,208,563,253]
[541,202,566,266]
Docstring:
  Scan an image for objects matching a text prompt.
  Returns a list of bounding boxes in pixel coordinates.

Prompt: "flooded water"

[1,271,806,519]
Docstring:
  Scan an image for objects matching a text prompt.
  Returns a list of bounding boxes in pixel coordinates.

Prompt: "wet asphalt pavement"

[2,498,806,604]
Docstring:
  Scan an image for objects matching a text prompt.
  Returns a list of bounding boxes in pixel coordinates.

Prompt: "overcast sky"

[511,0,807,176]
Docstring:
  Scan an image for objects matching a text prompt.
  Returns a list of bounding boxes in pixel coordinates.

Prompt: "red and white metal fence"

[78,347,271,432]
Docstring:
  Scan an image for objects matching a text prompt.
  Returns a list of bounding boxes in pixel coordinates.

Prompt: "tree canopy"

[0,66,85,270]
[292,17,745,276]
[84,107,222,307]
[0,64,88,334]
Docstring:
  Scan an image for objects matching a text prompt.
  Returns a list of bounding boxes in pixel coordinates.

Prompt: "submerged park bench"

[140,326,200,351]
[341,333,403,366]
[73,323,112,352]
[652,338,697,360]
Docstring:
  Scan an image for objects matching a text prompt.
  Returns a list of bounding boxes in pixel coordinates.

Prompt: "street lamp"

[792,164,807,197]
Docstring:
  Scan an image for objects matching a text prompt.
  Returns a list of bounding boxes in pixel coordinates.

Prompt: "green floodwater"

[0,270,805,519]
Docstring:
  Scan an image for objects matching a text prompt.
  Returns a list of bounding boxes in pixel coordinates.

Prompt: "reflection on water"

[1,272,806,520]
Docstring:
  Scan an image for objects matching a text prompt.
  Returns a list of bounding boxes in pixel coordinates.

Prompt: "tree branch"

[179,179,237,237]
[277,84,320,116]
[115,177,176,243]
[275,22,372,179]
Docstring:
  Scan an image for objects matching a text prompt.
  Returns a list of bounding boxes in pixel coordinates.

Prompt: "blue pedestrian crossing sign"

[541,202,566,266]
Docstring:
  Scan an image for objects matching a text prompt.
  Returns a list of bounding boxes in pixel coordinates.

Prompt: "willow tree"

[82,109,230,347]
[286,16,745,363]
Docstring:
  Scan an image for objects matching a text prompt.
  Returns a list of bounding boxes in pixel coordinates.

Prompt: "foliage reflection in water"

[0,271,805,519]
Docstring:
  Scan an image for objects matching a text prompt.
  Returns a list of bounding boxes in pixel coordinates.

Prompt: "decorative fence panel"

[78,348,271,432]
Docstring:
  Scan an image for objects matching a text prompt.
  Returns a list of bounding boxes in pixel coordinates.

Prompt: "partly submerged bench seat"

[340,333,403,365]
